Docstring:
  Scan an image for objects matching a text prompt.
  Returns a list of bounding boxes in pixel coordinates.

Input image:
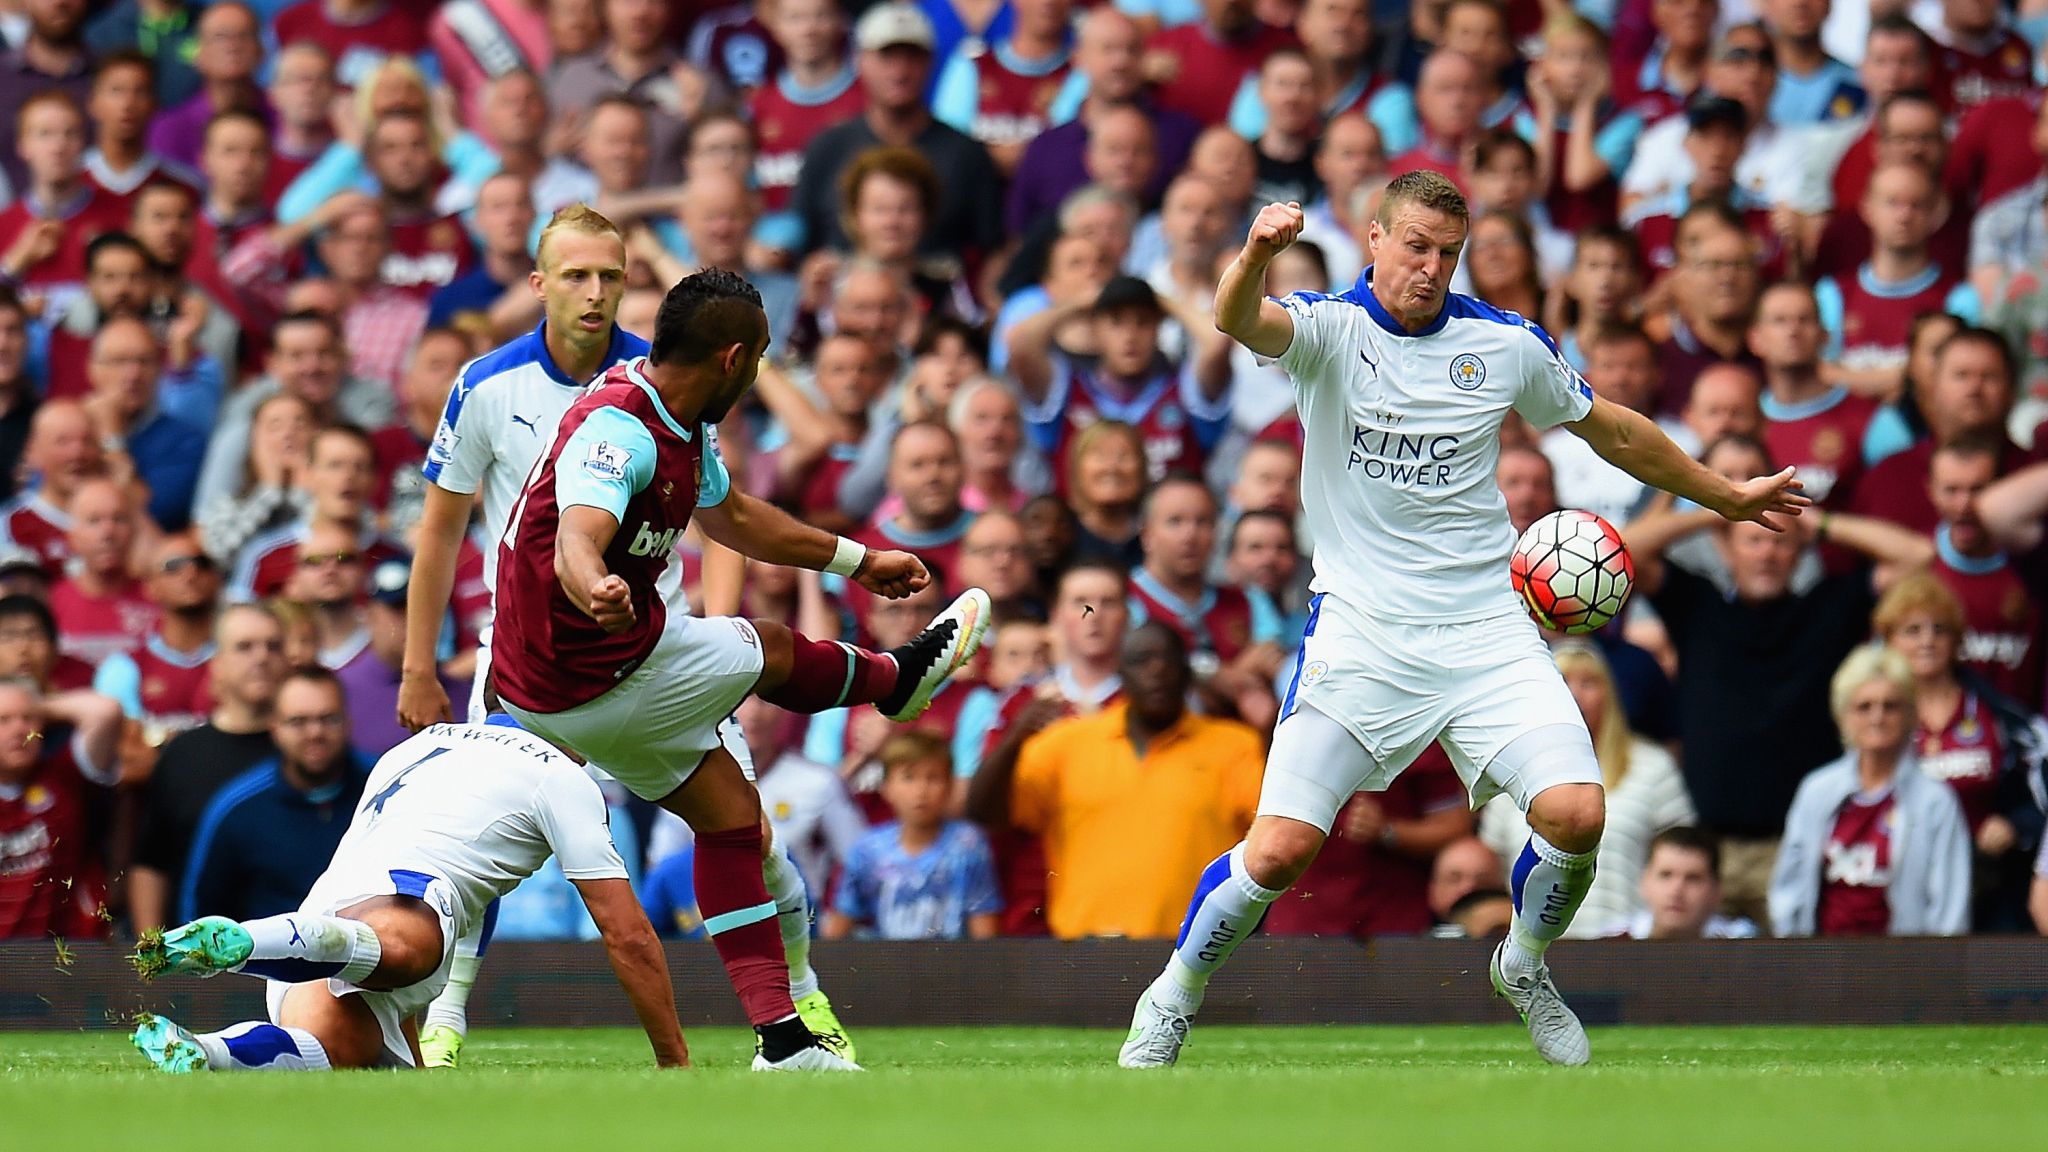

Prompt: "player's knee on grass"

[1526,783,1606,853]
[337,897,446,990]
[1242,816,1327,891]
[276,983,387,1069]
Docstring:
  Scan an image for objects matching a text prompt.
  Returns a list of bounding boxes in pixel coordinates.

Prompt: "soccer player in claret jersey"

[129,717,689,1074]
[1119,172,1808,1069]
[493,269,989,1072]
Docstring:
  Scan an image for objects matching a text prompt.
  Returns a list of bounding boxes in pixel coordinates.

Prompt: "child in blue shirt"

[824,731,1002,940]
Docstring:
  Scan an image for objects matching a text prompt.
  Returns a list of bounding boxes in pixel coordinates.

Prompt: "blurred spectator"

[1460,133,1570,286]
[1008,9,1197,239]
[956,509,1041,622]
[49,476,153,666]
[1461,210,1542,318]
[1873,572,2045,931]
[825,729,1002,939]
[665,170,799,340]
[147,1,263,173]
[1929,0,2031,110]
[1062,419,1149,567]
[1225,509,1303,649]
[1813,91,1967,287]
[125,185,242,401]
[274,0,430,93]
[84,52,199,208]
[371,326,469,531]
[1615,0,1713,120]
[1437,0,1519,127]
[932,0,1073,176]
[0,679,124,938]
[193,311,395,517]
[1234,0,1407,153]
[336,557,453,755]
[1239,50,1322,207]
[1548,229,1643,374]
[228,424,396,603]
[1011,276,1232,487]
[0,0,95,193]
[1,400,106,576]
[277,519,372,669]
[194,392,316,567]
[1625,97,1784,281]
[41,231,154,402]
[262,41,338,204]
[92,532,220,743]
[1425,834,1504,927]
[1387,49,1482,189]
[442,70,593,218]
[1851,326,2020,533]
[1651,212,1763,414]
[1629,511,1875,924]
[355,111,479,300]
[79,315,210,529]
[1265,742,1470,938]
[1495,443,1556,538]
[1481,642,1694,937]
[1140,174,1232,349]
[1815,161,1973,396]
[1758,0,1860,126]
[118,601,287,926]
[1673,362,1764,456]
[854,421,975,587]
[1806,17,1936,224]
[1769,646,1972,937]
[1525,16,1644,239]
[949,377,1042,515]
[1611,826,1760,938]
[177,664,369,924]
[980,621,1260,938]
[792,4,1002,260]
[1144,0,1295,129]
[1296,114,1381,288]
[1753,282,1882,511]
[430,171,537,327]
[833,146,977,324]
[751,0,863,220]
[1540,325,1656,527]
[1131,475,1279,723]
[0,91,130,312]
[550,0,693,179]
[85,0,203,108]
[1441,887,1514,938]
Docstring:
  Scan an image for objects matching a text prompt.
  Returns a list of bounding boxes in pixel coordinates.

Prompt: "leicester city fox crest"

[1450,353,1486,391]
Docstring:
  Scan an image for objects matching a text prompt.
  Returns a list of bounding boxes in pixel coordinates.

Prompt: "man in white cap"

[790,3,1003,259]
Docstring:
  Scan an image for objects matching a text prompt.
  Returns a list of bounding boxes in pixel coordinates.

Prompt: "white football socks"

[1160,843,1284,1014]
[235,914,381,985]
[764,837,820,1001]
[194,1022,333,1071]
[1504,832,1597,975]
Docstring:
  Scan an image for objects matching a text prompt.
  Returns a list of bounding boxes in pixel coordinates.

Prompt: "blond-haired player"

[392,206,845,1068]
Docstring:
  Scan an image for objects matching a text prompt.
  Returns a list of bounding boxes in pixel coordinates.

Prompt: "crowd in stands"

[4,0,2048,953]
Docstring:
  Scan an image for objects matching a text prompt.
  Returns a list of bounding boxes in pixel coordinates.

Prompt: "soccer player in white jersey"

[128,717,689,1073]
[389,204,831,1069]
[1119,172,1809,1068]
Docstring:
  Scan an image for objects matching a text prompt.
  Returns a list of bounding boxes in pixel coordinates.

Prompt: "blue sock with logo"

[234,913,381,985]
[193,1021,333,1071]
[1504,833,1597,975]
[1157,843,1283,1014]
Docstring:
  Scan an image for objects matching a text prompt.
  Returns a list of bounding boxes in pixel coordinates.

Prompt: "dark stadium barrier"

[6,937,2048,1032]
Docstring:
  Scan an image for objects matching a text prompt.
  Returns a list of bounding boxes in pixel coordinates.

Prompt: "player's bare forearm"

[403,486,469,679]
[1213,253,1294,359]
[556,506,623,619]
[694,491,837,570]
[579,878,691,1068]
[1572,401,1741,513]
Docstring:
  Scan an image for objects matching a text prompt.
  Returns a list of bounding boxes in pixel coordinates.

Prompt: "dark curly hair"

[650,268,766,367]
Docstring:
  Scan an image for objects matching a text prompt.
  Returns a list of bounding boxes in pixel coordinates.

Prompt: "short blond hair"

[1872,571,1967,643]
[1829,645,1915,729]
[536,203,624,272]
[1375,169,1469,228]
[880,729,951,776]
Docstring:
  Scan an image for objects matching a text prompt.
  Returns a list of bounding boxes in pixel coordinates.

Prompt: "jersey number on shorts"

[363,746,451,819]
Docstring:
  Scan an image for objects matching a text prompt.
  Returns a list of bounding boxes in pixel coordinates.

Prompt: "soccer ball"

[1509,510,1634,634]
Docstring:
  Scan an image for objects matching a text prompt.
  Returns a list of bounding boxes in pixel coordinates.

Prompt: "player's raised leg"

[1121,703,1372,1068]
[653,744,860,1072]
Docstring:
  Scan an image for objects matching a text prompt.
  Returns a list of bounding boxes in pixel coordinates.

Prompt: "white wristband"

[824,536,867,577]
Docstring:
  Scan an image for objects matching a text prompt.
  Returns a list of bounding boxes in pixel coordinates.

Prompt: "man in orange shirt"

[999,622,1262,939]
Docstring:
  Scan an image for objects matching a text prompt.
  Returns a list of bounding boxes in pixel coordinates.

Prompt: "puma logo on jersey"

[628,522,683,557]
[511,414,539,434]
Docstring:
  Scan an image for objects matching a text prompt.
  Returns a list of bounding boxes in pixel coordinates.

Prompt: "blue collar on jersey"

[533,321,638,389]
[1349,265,1452,338]
[1937,522,2008,574]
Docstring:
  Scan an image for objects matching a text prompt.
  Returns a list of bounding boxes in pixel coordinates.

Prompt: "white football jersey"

[305,722,628,936]
[422,322,650,627]
[1276,278,1595,623]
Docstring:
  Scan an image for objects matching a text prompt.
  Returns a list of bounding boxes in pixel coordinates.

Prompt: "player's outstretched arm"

[695,490,931,599]
[574,876,691,1069]
[557,505,636,634]
[398,484,470,731]
[1567,395,1810,528]
[1214,202,1305,360]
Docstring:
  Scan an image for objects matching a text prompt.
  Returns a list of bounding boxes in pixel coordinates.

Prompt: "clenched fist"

[1244,201,1306,265]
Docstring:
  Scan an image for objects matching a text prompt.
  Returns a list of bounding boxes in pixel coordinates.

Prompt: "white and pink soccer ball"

[1509,510,1634,634]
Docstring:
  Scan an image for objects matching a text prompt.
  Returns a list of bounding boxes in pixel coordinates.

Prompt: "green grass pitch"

[5,1025,2046,1151]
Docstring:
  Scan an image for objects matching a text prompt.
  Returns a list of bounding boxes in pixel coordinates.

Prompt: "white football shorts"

[501,612,766,801]
[1262,593,1599,831]
[269,866,463,1067]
